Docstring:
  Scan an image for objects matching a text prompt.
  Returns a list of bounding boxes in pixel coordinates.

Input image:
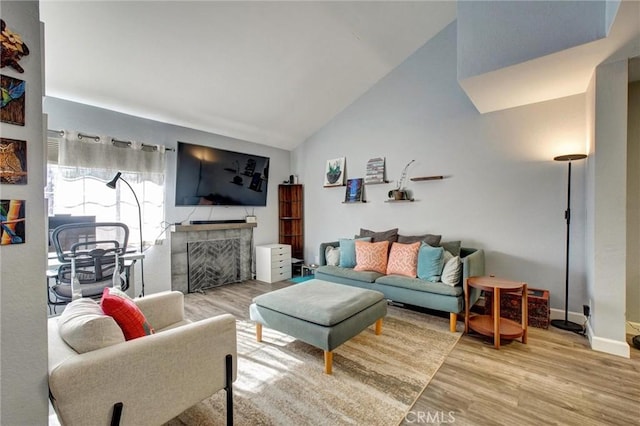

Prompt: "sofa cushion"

[354,240,389,274]
[386,242,420,277]
[101,288,155,340]
[440,240,462,257]
[397,233,442,247]
[253,280,384,327]
[358,228,399,244]
[417,243,444,282]
[339,237,372,268]
[375,275,463,297]
[441,254,462,286]
[325,245,340,266]
[58,298,125,354]
[316,265,383,283]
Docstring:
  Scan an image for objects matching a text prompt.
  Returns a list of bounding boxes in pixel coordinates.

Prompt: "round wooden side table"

[465,276,528,349]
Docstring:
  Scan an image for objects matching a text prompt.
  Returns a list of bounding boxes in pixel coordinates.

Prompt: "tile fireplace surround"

[170,222,257,293]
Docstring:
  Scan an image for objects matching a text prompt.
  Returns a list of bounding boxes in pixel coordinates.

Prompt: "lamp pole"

[550,154,586,333]
[107,172,145,297]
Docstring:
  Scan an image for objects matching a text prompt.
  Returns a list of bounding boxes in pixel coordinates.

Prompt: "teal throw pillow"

[417,243,445,282]
[339,237,372,268]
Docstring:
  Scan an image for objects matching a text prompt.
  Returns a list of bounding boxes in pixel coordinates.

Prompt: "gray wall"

[0,2,49,423]
[293,22,589,316]
[44,97,291,294]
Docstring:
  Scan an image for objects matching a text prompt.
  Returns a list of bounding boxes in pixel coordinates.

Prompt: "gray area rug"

[166,305,461,425]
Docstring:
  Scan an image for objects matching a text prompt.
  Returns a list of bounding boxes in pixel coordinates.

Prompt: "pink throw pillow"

[386,242,420,278]
[354,240,389,274]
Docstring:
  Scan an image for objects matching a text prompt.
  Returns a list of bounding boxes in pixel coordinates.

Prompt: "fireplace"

[170,222,256,294]
[187,238,241,292]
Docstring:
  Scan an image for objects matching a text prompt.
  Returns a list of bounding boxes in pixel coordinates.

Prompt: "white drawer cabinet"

[256,244,292,283]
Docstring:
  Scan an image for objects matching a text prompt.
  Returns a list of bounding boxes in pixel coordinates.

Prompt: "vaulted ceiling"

[40,1,456,150]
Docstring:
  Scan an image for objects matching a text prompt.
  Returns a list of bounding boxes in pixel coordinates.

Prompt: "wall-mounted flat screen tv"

[175,141,270,206]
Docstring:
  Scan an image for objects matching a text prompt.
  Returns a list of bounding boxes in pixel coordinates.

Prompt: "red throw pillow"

[100,288,154,340]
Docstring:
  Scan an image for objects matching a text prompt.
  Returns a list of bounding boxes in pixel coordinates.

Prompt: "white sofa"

[48,291,237,426]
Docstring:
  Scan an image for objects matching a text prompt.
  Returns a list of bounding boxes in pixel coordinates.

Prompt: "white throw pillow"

[441,255,462,286]
[58,298,125,353]
[325,245,340,266]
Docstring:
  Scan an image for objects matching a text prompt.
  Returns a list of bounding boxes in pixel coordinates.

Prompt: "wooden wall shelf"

[364,180,390,185]
[384,199,415,203]
[411,176,444,181]
[324,184,346,188]
[342,201,367,204]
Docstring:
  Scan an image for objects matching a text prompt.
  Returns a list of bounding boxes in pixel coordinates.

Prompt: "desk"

[464,276,528,349]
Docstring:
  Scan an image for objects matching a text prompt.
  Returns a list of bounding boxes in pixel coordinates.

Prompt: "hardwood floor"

[186,281,640,426]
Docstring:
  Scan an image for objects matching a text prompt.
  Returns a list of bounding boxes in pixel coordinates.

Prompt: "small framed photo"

[324,157,345,187]
[344,178,364,203]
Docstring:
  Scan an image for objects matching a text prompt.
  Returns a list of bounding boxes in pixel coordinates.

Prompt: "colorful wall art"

[1,199,25,245]
[345,178,364,203]
[0,138,27,184]
[1,74,26,126]
[1,19,30,73]
[324,157,345,187]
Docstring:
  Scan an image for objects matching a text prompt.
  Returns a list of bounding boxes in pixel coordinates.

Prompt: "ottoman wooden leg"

[375,318,383,335]
[256,323,262,342]
[324,351,333,375]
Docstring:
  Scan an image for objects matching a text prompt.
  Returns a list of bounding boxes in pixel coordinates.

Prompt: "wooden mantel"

[171,222,257,233]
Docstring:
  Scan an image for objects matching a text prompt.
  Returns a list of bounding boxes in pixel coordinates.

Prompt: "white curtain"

[47,130,167,248]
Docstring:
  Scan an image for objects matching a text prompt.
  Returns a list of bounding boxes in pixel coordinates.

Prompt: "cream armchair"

[48,291,237,426]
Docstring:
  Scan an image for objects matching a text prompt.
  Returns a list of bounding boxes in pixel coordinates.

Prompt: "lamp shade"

[554,154,587,162]
[106,172,122,189]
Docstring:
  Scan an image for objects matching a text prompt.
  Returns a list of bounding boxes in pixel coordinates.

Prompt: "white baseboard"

[550,308,630,358]
[589,333,631,358]
[549,307,586,326]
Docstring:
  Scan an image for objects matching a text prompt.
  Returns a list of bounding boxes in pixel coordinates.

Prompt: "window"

[46,131,167,249]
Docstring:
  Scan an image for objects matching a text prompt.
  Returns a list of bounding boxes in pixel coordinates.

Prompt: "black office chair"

[48,222,129,312]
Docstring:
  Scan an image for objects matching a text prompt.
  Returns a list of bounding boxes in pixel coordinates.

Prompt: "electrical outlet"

[583,304,590,317]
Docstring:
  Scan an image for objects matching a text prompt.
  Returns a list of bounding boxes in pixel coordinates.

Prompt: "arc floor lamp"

[550,153,587,333]
[107,172,145,297]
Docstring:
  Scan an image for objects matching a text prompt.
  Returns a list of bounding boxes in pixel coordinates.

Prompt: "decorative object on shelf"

[0,138,27,184]
[324,157,345,187]
[344,178,364,203]
[0,199,25,245]
[395,159,414,190]
[550,153,587,334]
[386,159,416,201]
[364,157,387,184]
[387,189,413,201]
[0,20,30,73]
[107,172,146,297]
[1,74,25,126]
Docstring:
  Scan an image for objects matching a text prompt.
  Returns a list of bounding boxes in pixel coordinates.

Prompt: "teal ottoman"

[249,279,387,374]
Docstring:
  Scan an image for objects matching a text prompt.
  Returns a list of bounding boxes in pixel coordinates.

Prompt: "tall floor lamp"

[107,172,145,297]
[550,154,587,333]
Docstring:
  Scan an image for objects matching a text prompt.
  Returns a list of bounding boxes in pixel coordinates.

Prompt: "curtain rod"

[47,129,175,152]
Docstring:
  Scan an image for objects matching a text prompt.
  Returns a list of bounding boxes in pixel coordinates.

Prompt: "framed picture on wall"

[0,138,27,184]
[1,75,26,126]
[344,178,364,203]
[0,199,25,245]
[324,157,345,187]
